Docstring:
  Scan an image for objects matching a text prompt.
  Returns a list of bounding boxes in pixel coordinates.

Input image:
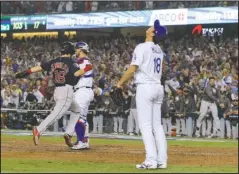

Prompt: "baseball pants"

[37,85,81,136]
[225,120,232,138]
[176,117,186,135]
[162,117,172,135]
[196,100,220,136]
[201,117,212,136]
[127,108,140,134]
[68,87,94,142]
[136,84,167,166]
[232,123,238,139]
[219,118,225,138]
[92,114,103,134]
[113,116,124,133]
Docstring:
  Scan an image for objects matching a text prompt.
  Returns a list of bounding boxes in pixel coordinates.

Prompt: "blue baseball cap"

[154,20,168,37]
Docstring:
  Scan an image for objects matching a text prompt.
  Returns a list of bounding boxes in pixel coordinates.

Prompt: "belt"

[74,86,92,92]
[56,84,73,88]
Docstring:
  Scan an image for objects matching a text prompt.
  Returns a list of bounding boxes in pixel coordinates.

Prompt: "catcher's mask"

[75,42,89,53]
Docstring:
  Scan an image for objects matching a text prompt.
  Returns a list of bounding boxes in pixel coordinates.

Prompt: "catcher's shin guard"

[75,118,89,143]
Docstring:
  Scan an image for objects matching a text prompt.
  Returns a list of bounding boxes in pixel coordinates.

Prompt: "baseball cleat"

[195,134,201,138]
[136,163,157,169]
[63,134,73,147]
[32,126,40,146]
[71,141,89,150]
[157,163,167,169]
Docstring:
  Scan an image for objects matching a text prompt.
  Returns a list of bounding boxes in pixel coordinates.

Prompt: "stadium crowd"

[1,1,237,14]
[1,30,238,139]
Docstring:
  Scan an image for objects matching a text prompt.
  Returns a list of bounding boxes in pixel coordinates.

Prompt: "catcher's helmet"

[75,42,89,53]
[60,42,75,55]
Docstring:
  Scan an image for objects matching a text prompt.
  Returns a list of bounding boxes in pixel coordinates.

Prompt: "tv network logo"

[192,24,203,35]
[192,24,224,37]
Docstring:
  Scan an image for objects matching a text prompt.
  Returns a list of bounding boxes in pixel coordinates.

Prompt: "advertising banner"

[1,6,237,32]
[187,6,238,24]
[46,6,237,30]
[46,9,188,30]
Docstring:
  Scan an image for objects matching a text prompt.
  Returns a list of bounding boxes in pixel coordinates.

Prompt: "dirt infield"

[1,137,238,167]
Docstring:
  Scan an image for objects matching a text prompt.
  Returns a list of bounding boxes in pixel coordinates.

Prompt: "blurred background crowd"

[1,1,238,14]
[0,1,238,139]
[1,33,238,139]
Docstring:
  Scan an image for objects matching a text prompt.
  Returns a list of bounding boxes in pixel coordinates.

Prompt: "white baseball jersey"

[131,41,164,84]
[75,58,93,88]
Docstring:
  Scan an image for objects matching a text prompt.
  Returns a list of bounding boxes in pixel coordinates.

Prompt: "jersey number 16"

[154,57,161,74]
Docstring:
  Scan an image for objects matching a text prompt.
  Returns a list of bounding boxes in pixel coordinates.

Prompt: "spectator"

[10,85,20,108]
[65,1,73,12]
[91,1,98,12]
[25,88,38,103]
[145,1,154,9]
[57,1,66,13]
[33,86,44,103]
[2,88,11,108]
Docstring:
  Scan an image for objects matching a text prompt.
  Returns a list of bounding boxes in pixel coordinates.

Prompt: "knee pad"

[75,118,89,143]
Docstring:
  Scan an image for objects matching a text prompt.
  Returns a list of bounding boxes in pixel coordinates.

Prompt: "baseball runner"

[195,77,221,138]
[15,42,83,146]
[115,20,168,169]
[69,42,94,150]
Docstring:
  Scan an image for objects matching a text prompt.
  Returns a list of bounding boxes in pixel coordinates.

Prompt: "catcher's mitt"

[15,70,29,79]
[110,86,125,106]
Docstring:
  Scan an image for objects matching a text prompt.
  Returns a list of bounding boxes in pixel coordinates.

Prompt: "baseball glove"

[110,86,125,106]
[15,70,30,79]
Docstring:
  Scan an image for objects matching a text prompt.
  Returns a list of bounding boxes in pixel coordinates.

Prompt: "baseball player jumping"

[115,20,168,169]
[15,42,87,146]
[68,42,94,150]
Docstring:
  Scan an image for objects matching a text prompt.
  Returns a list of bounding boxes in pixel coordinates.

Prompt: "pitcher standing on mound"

[116,20,168,169]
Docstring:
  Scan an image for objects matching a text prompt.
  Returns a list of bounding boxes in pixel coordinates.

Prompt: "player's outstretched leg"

[71,118,89,150]
[34,92,73,145]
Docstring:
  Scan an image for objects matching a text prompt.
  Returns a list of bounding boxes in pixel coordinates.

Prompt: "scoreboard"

[1,15,47,32]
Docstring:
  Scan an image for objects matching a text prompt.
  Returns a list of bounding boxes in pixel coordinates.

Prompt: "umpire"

[195,77,221,137]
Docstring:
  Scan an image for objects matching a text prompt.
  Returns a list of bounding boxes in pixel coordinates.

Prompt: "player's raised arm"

[15,65,43,79]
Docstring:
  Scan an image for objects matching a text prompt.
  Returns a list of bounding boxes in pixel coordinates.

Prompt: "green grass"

[1,159,238,173]
[1,134,238,148]
[1,134,238,173]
